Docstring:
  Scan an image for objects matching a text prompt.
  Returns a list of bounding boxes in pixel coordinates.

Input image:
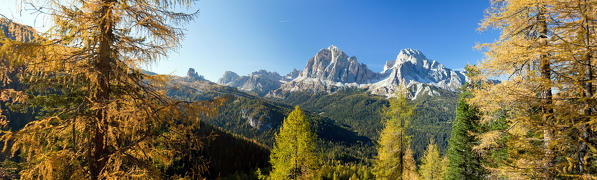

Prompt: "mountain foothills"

[221,45,467,99]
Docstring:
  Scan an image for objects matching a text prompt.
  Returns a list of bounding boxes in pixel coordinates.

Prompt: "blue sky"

[1,0,499,81]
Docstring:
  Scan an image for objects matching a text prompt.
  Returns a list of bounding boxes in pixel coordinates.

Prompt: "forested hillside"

[165,75,460,162]
[277,87,458,160]
[166,77,374,163]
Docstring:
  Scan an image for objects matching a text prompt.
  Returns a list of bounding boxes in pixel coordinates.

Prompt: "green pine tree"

[445,91,484,180]
[269,106,318,179]
[373,89,418,180]
[419,139,444,180]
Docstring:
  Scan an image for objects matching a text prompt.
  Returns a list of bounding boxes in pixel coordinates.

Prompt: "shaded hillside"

[166,77,374,162]
[166,74,458,161]
[171,122,271,179]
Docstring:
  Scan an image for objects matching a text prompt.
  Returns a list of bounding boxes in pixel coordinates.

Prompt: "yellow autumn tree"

[473,0,596,178]
[269,106,319,180]
[373,87,419,180]
[419,139,444,180]
[0,0,225,179]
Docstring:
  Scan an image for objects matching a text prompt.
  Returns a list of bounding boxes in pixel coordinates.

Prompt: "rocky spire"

[186,68,205,81]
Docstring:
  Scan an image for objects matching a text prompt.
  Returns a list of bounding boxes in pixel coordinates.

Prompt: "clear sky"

[1,0,499,81]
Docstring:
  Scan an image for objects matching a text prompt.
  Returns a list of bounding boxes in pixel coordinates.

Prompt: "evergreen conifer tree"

[445,91,484,180]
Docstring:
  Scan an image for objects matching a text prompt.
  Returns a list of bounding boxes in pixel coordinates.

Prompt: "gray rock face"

[240,108,273,131]
[218,71,241,84]
[283,68,301,82]
[269,46,380,97]
[299,46,379,84]
[217,70,283,96]
[369,48,467,98]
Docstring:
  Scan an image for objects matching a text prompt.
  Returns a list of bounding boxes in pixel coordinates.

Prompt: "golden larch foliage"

[473,0,596,178]
[0,0,226,179]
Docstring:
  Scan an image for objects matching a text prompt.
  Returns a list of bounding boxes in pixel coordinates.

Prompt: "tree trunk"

[399,128,404,180]
[537,6,554,179]
[578,0,593,173]
[91,0,115,179]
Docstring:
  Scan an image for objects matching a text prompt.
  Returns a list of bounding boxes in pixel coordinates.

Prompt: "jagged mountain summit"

[217,70,284,96]
[270,46,380,95]
[283,68,301,82]
[298,45,379,84]
[369,48,467,98]
[219,46,467,99]
[186,68,206,81]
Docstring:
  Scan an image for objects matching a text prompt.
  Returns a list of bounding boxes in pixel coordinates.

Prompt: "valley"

[164,45,463,167]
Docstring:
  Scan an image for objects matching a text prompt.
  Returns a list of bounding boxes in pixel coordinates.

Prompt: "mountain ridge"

[219,46,467,99]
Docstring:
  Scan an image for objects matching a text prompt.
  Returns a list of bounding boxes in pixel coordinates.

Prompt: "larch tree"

[269,106,318,179]
[445,91,484,180]
[402,147,419,180]
[373,88,418,180]
[547,0,596,176]
[472,0,596,178]
[0,0,225,179]
[419,138,444,180]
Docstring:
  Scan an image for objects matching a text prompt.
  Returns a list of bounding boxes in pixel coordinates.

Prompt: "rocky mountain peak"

[283,69,301,81]
[218,46,466,99]
[274,47,466,99]
[396,48,425,66]
[298,46,377,84]
[186,68,206,81]
[217,70,283,96]
[383,48,440,73]
[218,71,240,84]
[251,70,281,78]
[370,49,466,98]
[397,48,426,60]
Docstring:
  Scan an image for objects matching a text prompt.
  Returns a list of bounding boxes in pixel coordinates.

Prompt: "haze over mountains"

[218,45,467,99]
